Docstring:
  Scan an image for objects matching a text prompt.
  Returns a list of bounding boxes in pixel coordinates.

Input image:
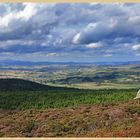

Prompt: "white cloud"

[0,13,13,27]
[132,44,140,50]
[17,3,37,21]
[72,33,81,44]
[86,22,97,29]
[86,42,102,49]
[0,3,37,28]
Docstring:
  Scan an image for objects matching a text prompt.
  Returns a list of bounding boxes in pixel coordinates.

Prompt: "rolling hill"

[0,78,137,110]
[0,78,54,91]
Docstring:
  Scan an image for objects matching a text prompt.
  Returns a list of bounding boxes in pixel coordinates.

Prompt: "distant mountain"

[94,61,140,66]
[0,60,80,66]
[0,59,140,66]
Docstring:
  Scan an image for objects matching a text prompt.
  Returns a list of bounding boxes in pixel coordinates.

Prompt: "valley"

[0,62,140,137]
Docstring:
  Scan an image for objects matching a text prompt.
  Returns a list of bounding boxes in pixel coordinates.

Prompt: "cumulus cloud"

[0,3,139,62]
[0,3,37,28]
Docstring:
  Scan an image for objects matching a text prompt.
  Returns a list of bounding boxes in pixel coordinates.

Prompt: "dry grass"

[0,99,140,137]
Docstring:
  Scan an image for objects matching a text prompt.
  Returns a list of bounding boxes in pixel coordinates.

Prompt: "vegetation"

[0,79,137,110]
[0,63,139,137]
[0,78,52,91]
[0,99,140,137]
[1,64,140,89]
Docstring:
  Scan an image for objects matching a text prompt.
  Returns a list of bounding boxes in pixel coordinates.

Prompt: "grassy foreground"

[0,100,140,137]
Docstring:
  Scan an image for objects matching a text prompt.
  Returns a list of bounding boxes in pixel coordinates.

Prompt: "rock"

[134,90,140,99]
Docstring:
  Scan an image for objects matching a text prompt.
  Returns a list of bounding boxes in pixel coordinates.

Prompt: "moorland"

[0,61,140,137]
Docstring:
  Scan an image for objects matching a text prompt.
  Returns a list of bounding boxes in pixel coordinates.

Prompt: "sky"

[0,3,140,62]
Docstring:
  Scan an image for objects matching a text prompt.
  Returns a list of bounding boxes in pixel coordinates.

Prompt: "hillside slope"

[0,78,53,91]
[0,100,140,137]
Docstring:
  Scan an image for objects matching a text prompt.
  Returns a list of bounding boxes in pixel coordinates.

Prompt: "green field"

[0,79,137,110]
[1,64,140,90]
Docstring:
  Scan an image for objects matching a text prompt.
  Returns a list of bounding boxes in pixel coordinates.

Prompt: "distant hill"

[0,78,54,91]
[0,59,140,66]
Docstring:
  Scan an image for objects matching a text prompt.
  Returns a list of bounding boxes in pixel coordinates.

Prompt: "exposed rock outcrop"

[134,90,140,99]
